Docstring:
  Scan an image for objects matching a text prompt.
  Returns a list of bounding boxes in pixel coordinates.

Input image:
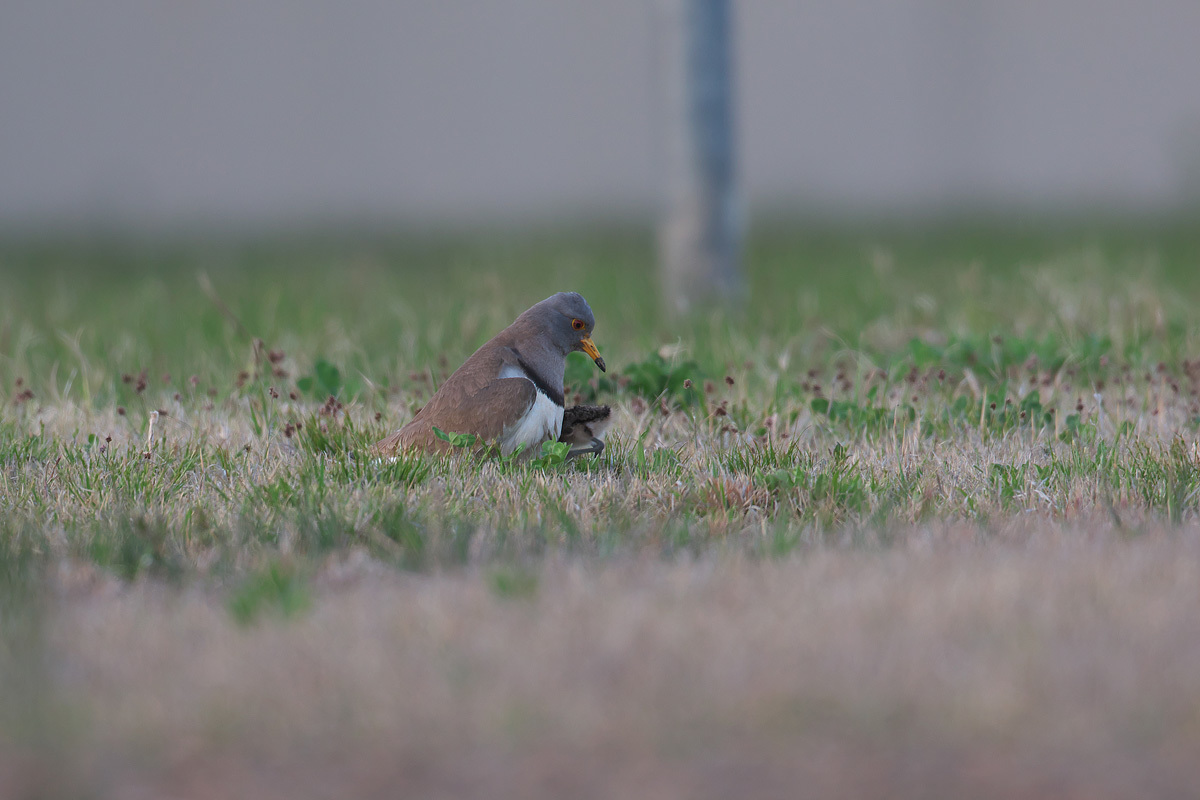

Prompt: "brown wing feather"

[375,377,536,455]
[373,314,542,456]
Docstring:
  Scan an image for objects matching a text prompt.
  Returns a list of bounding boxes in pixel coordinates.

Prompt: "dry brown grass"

[5,233,1200,797]
[2,525,1198,799]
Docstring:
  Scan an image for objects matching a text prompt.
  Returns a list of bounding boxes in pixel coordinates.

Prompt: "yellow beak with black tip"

[580,335,606,372]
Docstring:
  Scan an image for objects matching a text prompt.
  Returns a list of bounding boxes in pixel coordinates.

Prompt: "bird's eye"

[572,318,585,331]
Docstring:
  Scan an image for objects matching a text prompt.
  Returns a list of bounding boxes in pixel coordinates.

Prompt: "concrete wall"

[2,1,1199,229]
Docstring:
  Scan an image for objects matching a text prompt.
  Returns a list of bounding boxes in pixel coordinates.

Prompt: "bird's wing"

[375,377,537,455]
[431,377,539,444]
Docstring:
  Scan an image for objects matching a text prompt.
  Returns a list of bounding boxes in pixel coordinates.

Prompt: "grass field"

[3,222,1200,798]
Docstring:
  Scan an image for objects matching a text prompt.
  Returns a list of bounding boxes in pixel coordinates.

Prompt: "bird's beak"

[580,335,606,372]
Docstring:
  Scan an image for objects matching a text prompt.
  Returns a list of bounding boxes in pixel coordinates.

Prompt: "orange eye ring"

[571,318,585,331]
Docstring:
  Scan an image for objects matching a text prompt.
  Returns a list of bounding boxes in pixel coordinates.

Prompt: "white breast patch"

[497,364,563,456]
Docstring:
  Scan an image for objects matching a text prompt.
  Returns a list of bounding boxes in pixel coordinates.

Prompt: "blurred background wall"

[3,0,1199,232]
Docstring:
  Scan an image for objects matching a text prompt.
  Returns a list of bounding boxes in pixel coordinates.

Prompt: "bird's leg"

[566,438,605,459]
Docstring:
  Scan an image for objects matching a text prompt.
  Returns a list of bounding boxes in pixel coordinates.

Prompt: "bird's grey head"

[522,292,605,371]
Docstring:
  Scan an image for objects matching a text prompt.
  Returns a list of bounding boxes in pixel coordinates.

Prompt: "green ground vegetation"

[4,222,1200,797]
[2,223,1199,587]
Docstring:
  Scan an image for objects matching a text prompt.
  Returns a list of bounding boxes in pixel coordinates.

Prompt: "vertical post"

[658,0,743,314]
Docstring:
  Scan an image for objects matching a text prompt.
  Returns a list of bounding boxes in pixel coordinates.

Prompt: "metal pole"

[658,0,743,313]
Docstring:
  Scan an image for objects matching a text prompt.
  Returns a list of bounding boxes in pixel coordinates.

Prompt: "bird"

[558,404,612,457]
[374,292,606,457]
